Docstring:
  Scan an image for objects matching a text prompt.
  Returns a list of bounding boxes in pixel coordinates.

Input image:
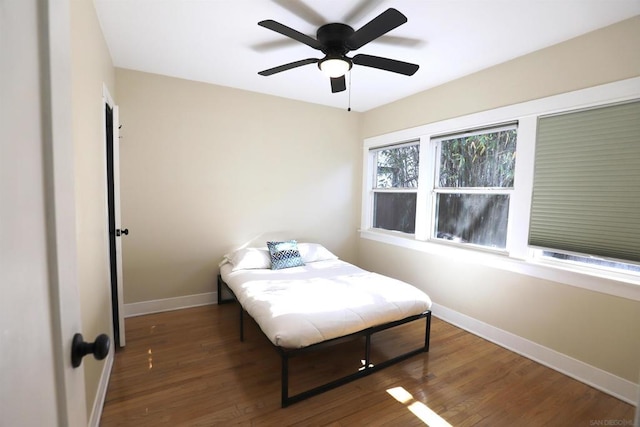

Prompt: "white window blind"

[529,100,640,263]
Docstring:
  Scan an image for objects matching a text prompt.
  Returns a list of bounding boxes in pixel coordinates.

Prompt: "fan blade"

[258,20,323,50]
[342,0,384,24]
[374,35,424,48]
[346,8,407,50]
[250,38,297,52]
[270,0,325,27]
[330,76,346,93]
[353,54,419,76]
[258,58,319,76]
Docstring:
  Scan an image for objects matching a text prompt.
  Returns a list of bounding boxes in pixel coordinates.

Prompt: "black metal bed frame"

[217,274,432,407]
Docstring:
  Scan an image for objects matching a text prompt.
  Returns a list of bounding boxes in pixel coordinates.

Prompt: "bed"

[218,242,432,407]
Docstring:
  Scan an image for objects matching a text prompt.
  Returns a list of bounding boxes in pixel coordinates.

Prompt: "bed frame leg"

[424,311,432,352]
[281,352,289,407]
[364,333,371,369]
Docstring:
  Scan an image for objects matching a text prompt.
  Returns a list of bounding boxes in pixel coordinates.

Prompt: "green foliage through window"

[376,144,419,188]
[439,129,516,188]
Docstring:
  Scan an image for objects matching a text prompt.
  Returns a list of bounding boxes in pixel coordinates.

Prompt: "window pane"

[374,192,416,233]
[543,251,640,273]
[439,129,517,188]
[435,194,509,248]
[376,144,419,189]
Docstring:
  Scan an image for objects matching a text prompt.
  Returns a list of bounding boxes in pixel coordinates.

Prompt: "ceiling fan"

[257,8,419,93]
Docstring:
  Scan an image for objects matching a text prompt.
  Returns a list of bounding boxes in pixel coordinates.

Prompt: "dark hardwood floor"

[100,304,635,426]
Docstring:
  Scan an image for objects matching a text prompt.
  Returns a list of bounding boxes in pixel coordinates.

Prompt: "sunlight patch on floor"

[387,386,452,427]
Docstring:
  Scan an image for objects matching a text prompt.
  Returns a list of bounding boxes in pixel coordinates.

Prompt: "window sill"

[359,229,640,302]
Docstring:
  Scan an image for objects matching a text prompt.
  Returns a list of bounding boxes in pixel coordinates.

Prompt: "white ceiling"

[94,0,640,112]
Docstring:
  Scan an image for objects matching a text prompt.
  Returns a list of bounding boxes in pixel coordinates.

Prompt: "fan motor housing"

[317,23,354,55]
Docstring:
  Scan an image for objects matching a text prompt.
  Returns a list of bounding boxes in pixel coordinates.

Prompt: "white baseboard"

[431,303,639,405]
[124,292,217,318]
[88,344,114,427]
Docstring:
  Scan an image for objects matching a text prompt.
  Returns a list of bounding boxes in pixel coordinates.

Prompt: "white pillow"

[226,247,272,271]
[297,243,338,263]
[222,243,337,270]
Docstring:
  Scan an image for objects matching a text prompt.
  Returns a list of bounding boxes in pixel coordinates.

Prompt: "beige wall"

[70,0,116,417]
[363,16,640,138]
[357,16,640,383]
[115,69,362,303]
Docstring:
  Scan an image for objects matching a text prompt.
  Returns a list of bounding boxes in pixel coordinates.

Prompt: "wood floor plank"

[100,304,635,426]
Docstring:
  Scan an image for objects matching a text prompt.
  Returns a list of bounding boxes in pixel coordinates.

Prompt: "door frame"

[103,85,126,347]
[41,0,87,424]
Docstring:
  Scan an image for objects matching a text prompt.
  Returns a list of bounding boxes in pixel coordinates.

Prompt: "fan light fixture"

[257,8,420,94]
[319,57,352,78]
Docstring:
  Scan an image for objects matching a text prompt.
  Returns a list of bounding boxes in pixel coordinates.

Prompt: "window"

[530,100,640,264]
[361,77,640,294]
[433,125,517,249]
[367,125,517,249]
[371,142,419,234]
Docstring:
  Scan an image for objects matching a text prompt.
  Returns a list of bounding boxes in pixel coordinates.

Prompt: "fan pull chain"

[347,71,352,112]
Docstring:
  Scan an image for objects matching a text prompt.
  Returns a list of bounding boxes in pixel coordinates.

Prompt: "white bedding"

[220,259,432,349]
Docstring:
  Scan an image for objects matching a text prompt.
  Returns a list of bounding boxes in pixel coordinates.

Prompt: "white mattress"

[220,259,432,349]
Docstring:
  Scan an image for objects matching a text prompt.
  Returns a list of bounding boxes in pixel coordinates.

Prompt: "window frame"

[430,123,518,250]
[370,140,420,234]
[360,77,640,302]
